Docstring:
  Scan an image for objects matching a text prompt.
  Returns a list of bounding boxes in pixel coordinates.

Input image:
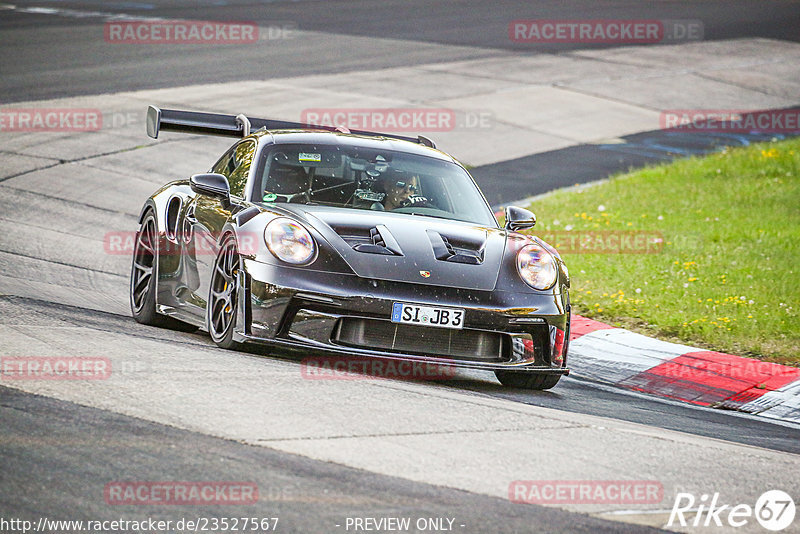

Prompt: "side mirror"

[504,206,536,231]
[190,173,231,209]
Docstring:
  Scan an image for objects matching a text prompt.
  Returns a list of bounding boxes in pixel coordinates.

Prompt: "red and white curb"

[568,315,800,423]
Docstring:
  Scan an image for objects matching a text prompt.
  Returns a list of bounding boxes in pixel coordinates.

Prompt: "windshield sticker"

[299,152,321,162]
[263,193,278,202]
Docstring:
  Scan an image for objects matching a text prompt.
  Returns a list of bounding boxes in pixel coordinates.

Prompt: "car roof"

[250,129,456,163]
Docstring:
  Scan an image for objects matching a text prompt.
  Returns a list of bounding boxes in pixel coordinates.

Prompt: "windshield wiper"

[407,211,453,221]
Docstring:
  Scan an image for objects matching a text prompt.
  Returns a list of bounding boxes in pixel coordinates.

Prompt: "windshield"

[254,144,497,226]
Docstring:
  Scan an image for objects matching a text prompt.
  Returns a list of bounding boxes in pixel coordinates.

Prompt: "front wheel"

[494,371,561,390]
[208,234,243,350]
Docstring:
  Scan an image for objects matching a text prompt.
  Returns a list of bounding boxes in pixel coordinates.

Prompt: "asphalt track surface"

[2,0,800,102]
[2,1,800,532]
[4,296,800,455]
[1,385,660,534]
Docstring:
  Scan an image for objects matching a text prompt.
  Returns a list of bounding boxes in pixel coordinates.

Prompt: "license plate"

[391,302,464,329]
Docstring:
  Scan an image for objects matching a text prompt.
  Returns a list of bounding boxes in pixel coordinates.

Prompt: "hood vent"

[428,230,485,265]
[332,224,403,256]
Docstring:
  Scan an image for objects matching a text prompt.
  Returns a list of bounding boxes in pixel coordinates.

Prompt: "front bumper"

[234,259,570,373]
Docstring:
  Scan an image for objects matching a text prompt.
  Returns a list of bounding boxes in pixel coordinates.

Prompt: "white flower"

[635,288,642,294]
[598,205,606,212]
[683,283,689,288]
[657,215,663,220]
[565,224,574,231]
[553,219,560,226]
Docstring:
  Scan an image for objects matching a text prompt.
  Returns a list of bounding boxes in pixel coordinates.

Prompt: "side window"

[211,140,256,199]
[211,147,236,178]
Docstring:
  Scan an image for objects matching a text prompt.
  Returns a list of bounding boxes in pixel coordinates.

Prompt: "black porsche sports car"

[131,106,571,389]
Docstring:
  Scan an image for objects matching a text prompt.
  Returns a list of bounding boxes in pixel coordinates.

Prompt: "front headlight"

[517,242,557,290]
[264,218,316,265]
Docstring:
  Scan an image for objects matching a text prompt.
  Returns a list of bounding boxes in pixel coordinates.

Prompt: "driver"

[373,170,425,211]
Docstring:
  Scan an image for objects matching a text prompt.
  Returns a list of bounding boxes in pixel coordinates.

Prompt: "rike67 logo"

[669,490,795,531]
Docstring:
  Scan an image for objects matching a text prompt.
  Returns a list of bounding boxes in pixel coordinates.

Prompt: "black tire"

[208,234,243,350]
[494,371,561,390]
[130,210,196,332]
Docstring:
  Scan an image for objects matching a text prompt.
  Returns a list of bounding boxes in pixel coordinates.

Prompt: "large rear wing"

[145,105,436,148]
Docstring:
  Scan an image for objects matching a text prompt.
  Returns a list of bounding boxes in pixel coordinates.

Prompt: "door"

[186,139,256,317]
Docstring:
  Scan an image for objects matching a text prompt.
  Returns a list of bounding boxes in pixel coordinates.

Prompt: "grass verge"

[523,137,799,366]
